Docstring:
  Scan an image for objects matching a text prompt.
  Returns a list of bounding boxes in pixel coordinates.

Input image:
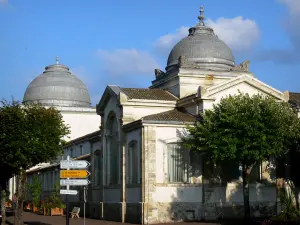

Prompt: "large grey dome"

[23,58,91,107]
[166,6,235,72]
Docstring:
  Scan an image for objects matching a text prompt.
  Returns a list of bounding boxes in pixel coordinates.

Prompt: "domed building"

[95,6,288,223]
[23,6,293,224]
[23,57,100,140]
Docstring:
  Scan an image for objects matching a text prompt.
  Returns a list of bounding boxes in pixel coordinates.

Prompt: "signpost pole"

[84,186,86,225]
[66,155,70,225]
[59,157,90,225]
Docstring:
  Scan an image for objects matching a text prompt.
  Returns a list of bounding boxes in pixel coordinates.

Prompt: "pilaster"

[142,125,157,224]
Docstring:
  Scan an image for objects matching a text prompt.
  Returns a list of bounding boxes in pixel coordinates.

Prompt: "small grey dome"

[166,6,235,72]
[23,58,91,107]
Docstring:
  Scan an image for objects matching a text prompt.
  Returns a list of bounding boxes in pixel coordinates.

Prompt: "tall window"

[80,145,83,155]
[127,140,139,184]
[70,148,73,158]
[106,112,119,185]
[94,149,101,186]
[167,143,189,183]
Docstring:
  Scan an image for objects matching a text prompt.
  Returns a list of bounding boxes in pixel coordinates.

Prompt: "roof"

[23,60,91,107]
[142,108,196,123]
[289,92,300,107]
[121,88,178,101]
[165,6,234,73]
[26,153,91,174]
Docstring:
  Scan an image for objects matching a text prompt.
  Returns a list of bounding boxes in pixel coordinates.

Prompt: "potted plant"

[23,200,31,211]
[261,188,300,225]
[4,199,12,208]
[42,180,65,216]
[28,175,42,213]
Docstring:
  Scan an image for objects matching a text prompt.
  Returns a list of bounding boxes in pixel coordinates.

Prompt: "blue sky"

[1,0,300,105]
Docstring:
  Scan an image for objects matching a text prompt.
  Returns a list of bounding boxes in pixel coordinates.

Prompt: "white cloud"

[97,49,160,76]
[206,16,260,52]
[0,0,7,5]
[153,26,189,55]
[154,17,260,55]
[279,0,300,15]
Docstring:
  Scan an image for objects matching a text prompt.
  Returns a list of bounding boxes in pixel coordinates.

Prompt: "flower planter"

[43,207,64,216]
[32,206,40,213]
[4,202,12,208]
[23,203,31,211]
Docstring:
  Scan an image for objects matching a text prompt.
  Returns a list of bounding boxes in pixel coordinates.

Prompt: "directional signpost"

[60,179,90,186]
[59,189,78,195]
[60,160,90,169]
[60,170,90,179]
[59,156,91,225]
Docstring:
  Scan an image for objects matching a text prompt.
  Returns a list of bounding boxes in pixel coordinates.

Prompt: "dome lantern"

[165,6,235,72]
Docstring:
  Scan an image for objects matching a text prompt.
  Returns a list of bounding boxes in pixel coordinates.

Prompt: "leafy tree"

[183,93,300,218]
[0,100,70,225]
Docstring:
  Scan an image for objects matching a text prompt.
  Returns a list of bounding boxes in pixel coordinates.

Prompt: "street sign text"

[60,179,90,186]
[60,189,78,195]
[60,170,90,178]
[60,160,90,169]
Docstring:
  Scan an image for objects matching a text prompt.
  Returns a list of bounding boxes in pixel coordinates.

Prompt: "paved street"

[5,212,222,225]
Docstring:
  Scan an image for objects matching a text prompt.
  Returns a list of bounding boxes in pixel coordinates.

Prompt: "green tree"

[183,93,300,218]
[0,100,70,225]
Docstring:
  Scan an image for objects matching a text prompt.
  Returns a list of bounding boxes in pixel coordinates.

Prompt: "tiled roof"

[121,88,178,101]
[142,109,196,123]
[289,92,300,107]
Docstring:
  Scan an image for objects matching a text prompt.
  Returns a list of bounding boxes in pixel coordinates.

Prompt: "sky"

[0,0,300,106]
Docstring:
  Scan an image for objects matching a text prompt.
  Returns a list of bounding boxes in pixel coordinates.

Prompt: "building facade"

[22,6,299,224]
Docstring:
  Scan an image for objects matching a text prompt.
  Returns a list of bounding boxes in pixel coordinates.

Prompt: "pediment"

[200,75,287,102]
[96,85,123,114]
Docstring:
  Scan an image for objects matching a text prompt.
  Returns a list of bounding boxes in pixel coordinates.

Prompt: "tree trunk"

[1,189,7,225]
[14,170,27,225]
[295,188,300,209]
[242,164,253,219]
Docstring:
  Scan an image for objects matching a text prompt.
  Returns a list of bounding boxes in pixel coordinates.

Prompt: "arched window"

[127,140,139,184]
[105,112,119,185]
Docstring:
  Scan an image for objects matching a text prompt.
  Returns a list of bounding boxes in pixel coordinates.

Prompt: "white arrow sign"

[60,179,90,186]
[60,160,90,169]
[60,189,78,195]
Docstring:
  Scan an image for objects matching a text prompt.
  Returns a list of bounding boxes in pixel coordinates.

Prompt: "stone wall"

[142,126,157,224]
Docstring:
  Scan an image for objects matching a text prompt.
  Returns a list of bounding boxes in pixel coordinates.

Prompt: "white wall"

[61,110,100,140]
[153,186,202,203]
[123,104,175,124]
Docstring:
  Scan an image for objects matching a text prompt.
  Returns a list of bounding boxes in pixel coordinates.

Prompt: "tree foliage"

[183,93,300,218]
[184,93,300,167]
[0,100,70,224]
[0,100,70,177]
